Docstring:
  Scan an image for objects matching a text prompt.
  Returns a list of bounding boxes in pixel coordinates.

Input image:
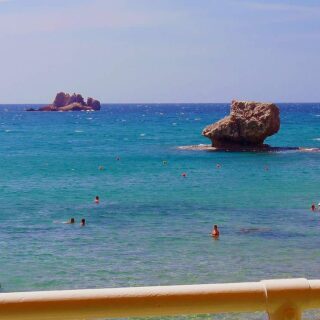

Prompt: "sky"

[0,0,320,103]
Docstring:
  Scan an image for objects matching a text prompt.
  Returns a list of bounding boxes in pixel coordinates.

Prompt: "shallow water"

[0,103,320,319]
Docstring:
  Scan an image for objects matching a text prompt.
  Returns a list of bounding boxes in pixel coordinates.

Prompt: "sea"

[0,103,320,320]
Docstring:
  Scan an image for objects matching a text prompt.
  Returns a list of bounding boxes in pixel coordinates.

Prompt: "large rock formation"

[27,92,101,112]
[202,100,280,149]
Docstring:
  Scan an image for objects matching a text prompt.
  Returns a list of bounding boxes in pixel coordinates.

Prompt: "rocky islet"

[202,100,280,151]
[27,92,101,112]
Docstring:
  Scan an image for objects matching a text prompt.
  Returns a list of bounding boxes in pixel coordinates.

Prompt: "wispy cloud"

[239,0,320,16]
[0,0,183,36]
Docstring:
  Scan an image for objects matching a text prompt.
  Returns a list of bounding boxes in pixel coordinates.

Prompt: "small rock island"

[180,100,319,153]
[27,92,101,112]
[202,100,280,151]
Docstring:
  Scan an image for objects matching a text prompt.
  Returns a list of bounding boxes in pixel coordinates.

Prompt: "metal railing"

[0,278,319,320]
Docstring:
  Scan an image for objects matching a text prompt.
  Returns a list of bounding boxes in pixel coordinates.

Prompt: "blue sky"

[1,0,320,103]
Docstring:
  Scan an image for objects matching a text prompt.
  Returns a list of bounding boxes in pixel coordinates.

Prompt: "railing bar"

[0,278,319,320]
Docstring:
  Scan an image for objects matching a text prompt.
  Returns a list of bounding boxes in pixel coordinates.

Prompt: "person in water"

[95,196,100,204]
[311,203,316,211]
[63,218,75,224]
[80,218,86,226]
[211,225,220,238]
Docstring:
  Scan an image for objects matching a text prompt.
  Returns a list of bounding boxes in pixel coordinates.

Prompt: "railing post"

[262,279,310,320]
[268,305,301,320]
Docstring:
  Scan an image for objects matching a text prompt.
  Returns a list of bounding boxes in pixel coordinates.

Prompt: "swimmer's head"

[81,218,86,226]
[70,218,75,224]
[95,196,99,200]
[214,225,218,229]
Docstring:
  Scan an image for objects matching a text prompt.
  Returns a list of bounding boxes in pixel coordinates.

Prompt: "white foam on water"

[313,138,320,141]
[75,130,83,133]
[140,133,146,136]
[172,123,177,126]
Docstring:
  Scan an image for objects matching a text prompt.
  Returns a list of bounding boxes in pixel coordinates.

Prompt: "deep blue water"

[0,103,320,318]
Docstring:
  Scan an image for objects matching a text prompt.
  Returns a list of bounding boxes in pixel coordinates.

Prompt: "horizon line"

[0,101,319,105]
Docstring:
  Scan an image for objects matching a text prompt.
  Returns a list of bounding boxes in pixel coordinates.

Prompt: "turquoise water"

[1,103,320,317]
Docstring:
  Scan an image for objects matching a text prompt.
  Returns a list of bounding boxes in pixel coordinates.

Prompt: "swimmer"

[64,218,75,224]
[311,203,316,211]
[116,156,120,161]
[80,218,86,226]
[211,225,220,238]
[68,218,75,224]
[98,165,105,171]
[264,165,269,171]
[181,172,187,177]
[163,160,168,165]
[95,196,100,204]
[216,164,221,169]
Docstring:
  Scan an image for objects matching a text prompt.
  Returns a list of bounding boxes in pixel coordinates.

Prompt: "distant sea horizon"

[1,101,320,106]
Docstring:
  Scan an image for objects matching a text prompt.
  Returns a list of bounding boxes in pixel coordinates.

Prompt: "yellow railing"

[0,278,320,320]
